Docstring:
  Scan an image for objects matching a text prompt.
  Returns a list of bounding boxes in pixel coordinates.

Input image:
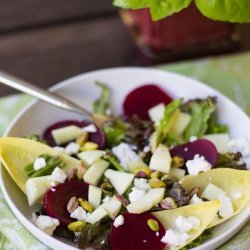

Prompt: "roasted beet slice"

[42,120,105,148]
[44,180,89,225]
[123,84,172,120]
[170,139,218,166]
[109,212,166,250]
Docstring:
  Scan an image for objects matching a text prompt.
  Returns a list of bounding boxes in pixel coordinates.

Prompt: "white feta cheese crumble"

[128,186,146,203]
[143,145,150,153]
[35,215,59,235]
[228,138,250,157]
[231,192,242,200]
[218,194,234,218]
[189,194,203,205]
[175,216,200,232]
[113,215,124,228]
[53,146,65,152]
[161,229,189,246]
[64,142,80,155]
[34,157,46,170]
[134,178,151,191]
[50,167,67,183]
[82,124,97,133]
[70,206,88,221]
[102,196,111,203]
[189,136,197,142]
[112,143,141,170]
[186,154,212,175]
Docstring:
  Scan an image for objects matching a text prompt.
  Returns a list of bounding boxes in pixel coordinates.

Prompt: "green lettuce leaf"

[93,81,111,116]
[215,152,247,170]
[103,119,128,147]
[113,0,149,9]
[206,115,229,134]
[149,0,192,21]
[182,97,216,141]
[195,0,250,23]
[152,99,182,150]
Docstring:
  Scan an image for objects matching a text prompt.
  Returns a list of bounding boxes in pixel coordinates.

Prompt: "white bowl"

[1,67,250,250]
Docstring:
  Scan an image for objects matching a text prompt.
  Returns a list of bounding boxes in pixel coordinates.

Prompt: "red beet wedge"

[123,84,172,120]
[43,120,105,148]
[170,139,218,166]
[44,180,89,225]
[109,212,166,250]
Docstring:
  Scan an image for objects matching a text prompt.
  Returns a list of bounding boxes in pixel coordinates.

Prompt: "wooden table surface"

[0,0,249,96]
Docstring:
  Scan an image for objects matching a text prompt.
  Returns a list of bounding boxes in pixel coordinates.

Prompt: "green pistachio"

[78,198,93,212]
[147,219,159,232]
[68,221,86,232]
[148,178,165,188]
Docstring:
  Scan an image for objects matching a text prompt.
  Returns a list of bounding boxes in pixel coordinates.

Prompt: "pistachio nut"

[147,219,159,232]
[78,198,93,212]
[148,178,165,188]
[68,221,86,232]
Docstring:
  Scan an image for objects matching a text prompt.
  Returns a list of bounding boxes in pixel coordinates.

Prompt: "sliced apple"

[0,137,86,194]
[202,134,229,153]
[149,144,171,174]
[83,159,109,186]
[153,201,221,250]
[127,200,153,214]
[148,103,165,123]
[51,125,83,145]
[77,150,106,166]
[88,185,102,209]
[127,160,148,173]
[102,197,122,219]
[169,167,186,181]
[104,169,134,195]
[85,205,108,224]
[201,183,225,201]
[25,175,58,206]
[127,188,164,214]
[169,111,191,136]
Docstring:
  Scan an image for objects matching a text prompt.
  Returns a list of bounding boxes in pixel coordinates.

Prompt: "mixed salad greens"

[0,82,250,250]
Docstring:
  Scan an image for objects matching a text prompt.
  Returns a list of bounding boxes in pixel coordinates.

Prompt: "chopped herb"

[103,155,125,172]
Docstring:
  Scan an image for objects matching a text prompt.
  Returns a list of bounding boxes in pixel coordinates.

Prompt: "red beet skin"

[44,180,89,225]
[42,120,105,148]
[109,212,166,250]
[170,139,218,166]
[123,84,172,120]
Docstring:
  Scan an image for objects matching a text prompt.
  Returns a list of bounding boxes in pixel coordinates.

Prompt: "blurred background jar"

[120,3,239,63]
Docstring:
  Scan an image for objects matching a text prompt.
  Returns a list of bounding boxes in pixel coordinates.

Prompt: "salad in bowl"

[0,68,250,250]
